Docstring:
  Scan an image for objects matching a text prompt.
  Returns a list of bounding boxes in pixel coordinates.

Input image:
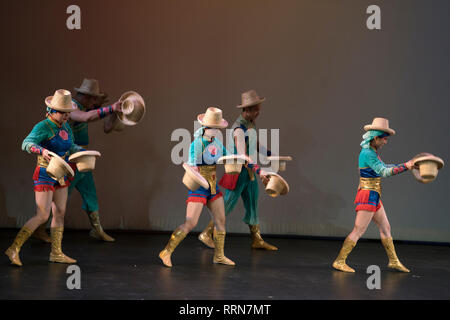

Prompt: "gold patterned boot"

[332,238,356,273]
[159,228,187,267]
[198,220,215,249]
[249,225,278,250]
[33,223,51,243]
[88,211,115,242]
[5,226,33,266]
[49,227,77,264]
[381,237,410,273]
[213,230,235,266]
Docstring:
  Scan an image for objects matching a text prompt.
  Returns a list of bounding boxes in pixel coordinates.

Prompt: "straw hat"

[412,152,444,181]
[411,168,434,184]
[237,90,266,109]
[117,91,146,126]
[69,151,101,172]
[264,172,290,197]
[46,151,74,181]
[267,156,293,172]
[217,155,247,174]
[182,163,209,191]
[45,89,77,112]
[363,118,395,136]
[197,107,228,128]
[74,79,104,97]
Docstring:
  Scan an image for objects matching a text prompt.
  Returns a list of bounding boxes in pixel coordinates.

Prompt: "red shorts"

[186,184,223,205]
[354,189,382,212]
[33,166,70,192]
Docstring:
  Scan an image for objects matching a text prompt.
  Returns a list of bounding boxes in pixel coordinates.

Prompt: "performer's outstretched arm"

[366,151,409,177]
[70,101,122,123]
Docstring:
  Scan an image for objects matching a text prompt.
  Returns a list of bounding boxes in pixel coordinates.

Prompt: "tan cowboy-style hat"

[74,79,105,97]
[267,156,293,172]
[117,91,146,126]
[45,89,77,112]
[412,152,444,181]
[237,90,266,109]
[182,163,209,191]
[69,151,101,172]
[363,117,396,136]
[46,151,75,183]
[217,155,247,174]
[411,168,434,184]
[197,107,228,128]
[264,172,290,197]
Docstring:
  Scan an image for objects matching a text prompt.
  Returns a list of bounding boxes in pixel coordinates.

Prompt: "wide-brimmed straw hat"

[45,89,77,112]
[363,117,395,136]
[182,163,209,191]
[217,155,247,174]
[117,91,146,126]
[46,151,75,181]
[197,107,228,128]
[74,79,105,97]
[69,150,101,172]
[264,172,290,197]
[267,156,293,172]
[412,152,444,181]
[237,90,266,109]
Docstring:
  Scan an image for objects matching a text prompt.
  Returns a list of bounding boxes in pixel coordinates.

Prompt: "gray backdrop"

[0,0,449,242]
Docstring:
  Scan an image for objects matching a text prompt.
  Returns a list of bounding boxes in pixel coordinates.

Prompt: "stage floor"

[1,229,449,300]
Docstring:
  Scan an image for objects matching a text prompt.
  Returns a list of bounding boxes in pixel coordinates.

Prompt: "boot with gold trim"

[213,229,235,266]
[88,211,115,242]
[5,226,33,266]
[159,228,187,267]
[249,225,278,250]
[332,238,356,273]
[198,220,215,249]
[381,237,410,273]
[49,227,77,264]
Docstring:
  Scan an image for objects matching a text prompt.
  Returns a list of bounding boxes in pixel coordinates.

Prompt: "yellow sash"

[358,177,382,195]
[198,165,217,194]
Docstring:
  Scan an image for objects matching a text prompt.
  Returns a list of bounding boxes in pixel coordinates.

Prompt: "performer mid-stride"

[5,89,83,266]
[332,118,415,273]
[159,107,235,267]
[198,90,275,251]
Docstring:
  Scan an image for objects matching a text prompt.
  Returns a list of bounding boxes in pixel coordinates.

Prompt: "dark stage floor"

[1,229,449,300]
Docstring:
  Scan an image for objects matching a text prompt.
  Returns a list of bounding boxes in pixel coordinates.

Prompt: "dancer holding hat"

[332,118,416,273]
[33,79,121,242]
[159,107,235,267]
[198,90,276,251]
[67,79,123,242]
[5,89,84,266]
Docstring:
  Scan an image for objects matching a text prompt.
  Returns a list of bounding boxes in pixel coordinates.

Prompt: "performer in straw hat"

[46,78,121,243]
[67,78,124,241]
[332,117,416,273]
[159,107,236,267]
[4,89,84,266]
[198,90,276,251]
[33,79,121,242]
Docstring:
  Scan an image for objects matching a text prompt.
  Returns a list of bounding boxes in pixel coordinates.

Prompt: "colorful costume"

[355,135,408,212]
[68,98,99,212]
[220,115,264,224]
[159,107,235,267]
[199,114,277,251]
[333,124,411,273]
[22,117,83,191]
[67,97,114,241]
[5,89,81,266]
